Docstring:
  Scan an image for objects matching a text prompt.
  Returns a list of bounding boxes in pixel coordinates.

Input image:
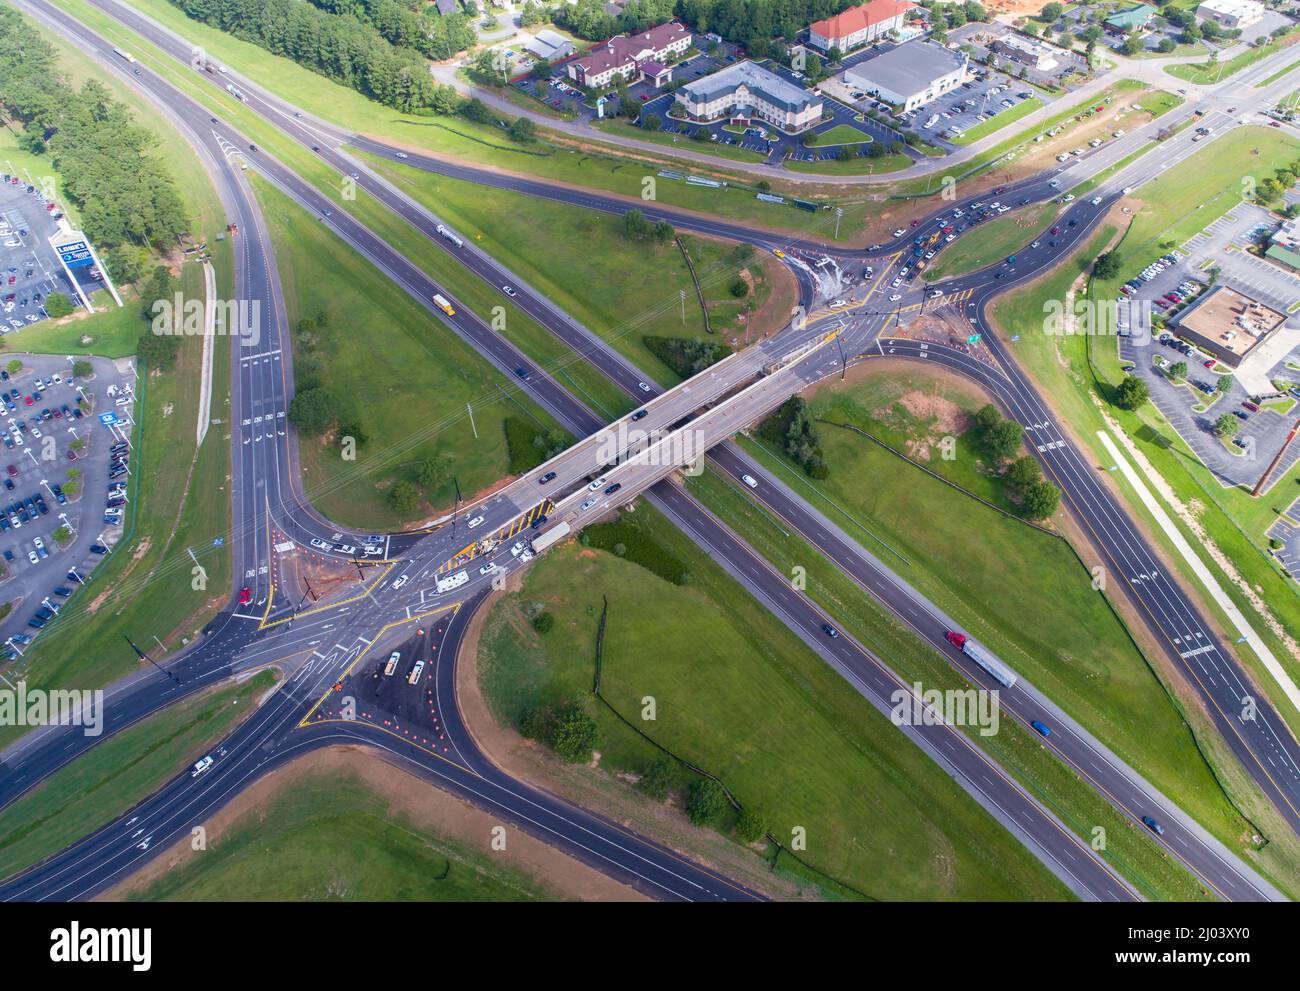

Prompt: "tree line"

[0,7,188,253]
[167,0,441,111]
[307,0,478,61]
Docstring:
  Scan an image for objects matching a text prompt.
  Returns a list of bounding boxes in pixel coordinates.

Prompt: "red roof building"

[808,0,917,53]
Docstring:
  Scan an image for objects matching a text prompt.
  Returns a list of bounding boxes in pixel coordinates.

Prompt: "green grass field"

[5,289,145,358]
[478,505,1072,900]
[363,156,795,385]
[951,97,1047,146]
[0,671,275,880]
[732,368,1254,858]
[124,762,558,900]
[924,202,1059,281]
[1166,29,1300,83]
[250,177,565,529]
[816,124,872,146]
[685,464,1211,900]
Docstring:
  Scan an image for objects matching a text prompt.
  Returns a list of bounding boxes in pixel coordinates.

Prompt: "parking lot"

[906,71,1039,146]
[0,353,137,659]
[0,172,97,333]
[1116,220,1300,489]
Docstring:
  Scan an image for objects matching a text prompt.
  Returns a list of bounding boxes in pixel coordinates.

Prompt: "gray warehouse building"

[843,41,968,112]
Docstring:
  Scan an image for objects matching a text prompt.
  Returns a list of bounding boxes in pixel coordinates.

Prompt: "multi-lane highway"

[4,0,1299,901]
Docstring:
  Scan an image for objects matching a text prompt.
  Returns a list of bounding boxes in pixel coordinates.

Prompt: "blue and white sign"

[98,412,118,426]
[213,537,225,547]
[55,240,95,269]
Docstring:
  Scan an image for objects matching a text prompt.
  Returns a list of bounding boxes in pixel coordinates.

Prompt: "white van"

[191,756,213,777]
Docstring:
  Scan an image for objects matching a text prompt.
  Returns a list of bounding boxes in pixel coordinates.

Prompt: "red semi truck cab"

[945,631,966,649]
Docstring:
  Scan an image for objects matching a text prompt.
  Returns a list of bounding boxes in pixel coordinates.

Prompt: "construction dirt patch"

[101,744,644,902]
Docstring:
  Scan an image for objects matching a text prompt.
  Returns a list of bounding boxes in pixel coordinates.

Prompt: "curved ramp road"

[8,0,1298,901]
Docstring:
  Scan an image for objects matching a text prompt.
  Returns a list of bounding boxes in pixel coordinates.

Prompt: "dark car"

[604,482,622,496]
[1030,720,1052,737]
[1141,815,1165,836]
[631,410,648,421]
[89,544,109,555]
[823,624,839,638]
[539,471,557,484]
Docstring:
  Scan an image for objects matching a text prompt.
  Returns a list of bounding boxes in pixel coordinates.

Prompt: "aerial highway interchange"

[1,0,1300,922]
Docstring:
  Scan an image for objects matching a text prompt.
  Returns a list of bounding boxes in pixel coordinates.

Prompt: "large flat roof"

[1177,285,1285,357]
[679,60,819,114]
[845,41,966,96]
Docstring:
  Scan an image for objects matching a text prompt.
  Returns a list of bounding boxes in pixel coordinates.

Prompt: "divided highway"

[5,0,1298,902]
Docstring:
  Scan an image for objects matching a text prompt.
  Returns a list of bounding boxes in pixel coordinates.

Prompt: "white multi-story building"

[807,0,917,53]
[674,60,823,133]
[844,41,968,112]
[1195,0,1265,29]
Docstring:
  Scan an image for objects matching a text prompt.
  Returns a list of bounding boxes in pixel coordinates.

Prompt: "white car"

[502,285,516,297]
[830,299,848,308]
[889,293,902,301]
[893,228,906,238]
[581,498,597,511]
[191,756,214,777]
[588,477,607,491]
[510,540,524,557]
[26,549,38,565]
[1090,196,1103,206]
[479,561,496,575]
[334,543,356,555]
[395,152,409,159]
[467,515,485,529]
[928,289,943,298]
[310,538,330,550]
[637,382,652,393]
[519,549,533,563]
[742,474,758,488]
[391,575,409,590]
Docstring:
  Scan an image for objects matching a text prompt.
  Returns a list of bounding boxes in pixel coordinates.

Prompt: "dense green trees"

[168,0,442,111]
[0,8,188,254]
[309,0,477,60]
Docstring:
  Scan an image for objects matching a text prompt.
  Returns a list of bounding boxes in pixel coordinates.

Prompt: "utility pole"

[124,636,181,685]
[834,206,843,239]
[466,402,478,439]
[680,288,686,323]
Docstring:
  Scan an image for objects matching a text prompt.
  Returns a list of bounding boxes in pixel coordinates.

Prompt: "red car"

[238,586,252,605]
[24,396,33,406]
[5,465,14,476]
[1051,226,1061,235]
